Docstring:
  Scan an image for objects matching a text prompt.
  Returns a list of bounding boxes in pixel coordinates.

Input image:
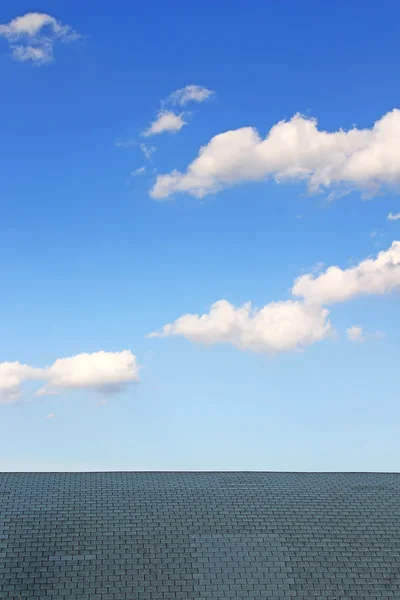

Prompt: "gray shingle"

[0,472,399,598]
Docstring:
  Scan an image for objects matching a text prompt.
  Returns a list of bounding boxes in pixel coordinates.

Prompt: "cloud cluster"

[150,241,399,354]
[142,84,213,137]
[149,300,332,353]
[0,350,139,404]
[388,212,400,221]
[0,12,80,64]
[150,109,400,199]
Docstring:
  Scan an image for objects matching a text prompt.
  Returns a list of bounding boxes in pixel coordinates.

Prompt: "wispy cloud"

[140,143,157,160]
[130,166,146,176]
[115,139,136,148]
[150,109,400,199]
[0,12,81,64]
[167,84,214,106]
[346,325,385,343]
[388,212,400,221]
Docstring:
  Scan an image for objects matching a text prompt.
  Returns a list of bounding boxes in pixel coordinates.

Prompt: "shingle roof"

[1,472,400,599]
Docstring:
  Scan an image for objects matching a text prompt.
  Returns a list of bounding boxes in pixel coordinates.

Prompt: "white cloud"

[292,240,400,305]
[346,325,385,343]
[150,109,400,199]
[149,241,398,355]
[346,325,366,343]
[168,84,214,106]
[0,350,140,403]
[0,362,42,403]
[11,44,50,63]
[388,212,400,221]
[143,111,186,137]
[139,85,212,142]
[131,166,146,176]
[45,413,56,419]
[0,12,80,64]
[38,350,140,396]
[149,299,332,354]
[0,13,64,37]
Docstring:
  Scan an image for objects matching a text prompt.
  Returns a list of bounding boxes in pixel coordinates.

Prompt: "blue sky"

[0,1,399,472]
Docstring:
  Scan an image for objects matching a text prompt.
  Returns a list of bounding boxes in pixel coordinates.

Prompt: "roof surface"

[0,472,400,599]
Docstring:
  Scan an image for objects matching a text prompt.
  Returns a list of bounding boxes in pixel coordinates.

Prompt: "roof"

[1,472,400,599]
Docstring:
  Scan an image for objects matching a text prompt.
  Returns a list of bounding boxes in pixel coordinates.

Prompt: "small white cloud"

[0,350,140,403]
[137,85,212,147]
[0,12,80,64]
[140,143,157,159]
[388,212,400,221]
[131,166,146,176]
[143,111,186,137]
[292,240,400,305]
[45,413,56,419]
[346,325,366,343]
[150,109,400,199]
[168,84,214,106]
[149,299,333,354]
[346,325,385,343]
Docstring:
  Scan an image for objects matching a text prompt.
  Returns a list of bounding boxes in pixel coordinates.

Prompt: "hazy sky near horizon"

[1,0,400,472]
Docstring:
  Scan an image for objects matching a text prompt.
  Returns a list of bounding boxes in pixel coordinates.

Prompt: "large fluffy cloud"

[0,12,80,64]
[149,241,399,354]
[150,109,400,199]
[149,300,332,353]
[293,241,400,305]
[0,350,139,403]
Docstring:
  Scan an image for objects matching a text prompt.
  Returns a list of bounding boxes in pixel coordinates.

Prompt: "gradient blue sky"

[1,0,399,472]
